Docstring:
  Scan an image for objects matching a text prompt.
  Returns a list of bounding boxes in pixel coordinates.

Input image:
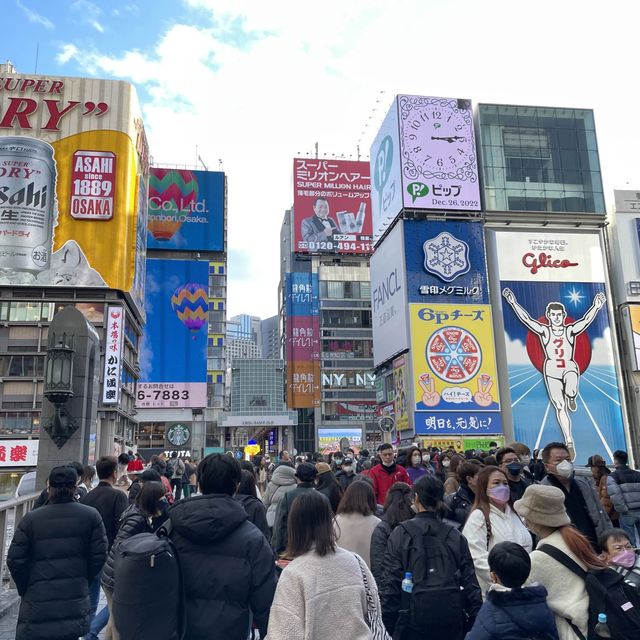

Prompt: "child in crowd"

[465,541,558,640]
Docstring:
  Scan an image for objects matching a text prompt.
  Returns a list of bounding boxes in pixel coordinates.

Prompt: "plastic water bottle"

[401,572,413,594]
[594,613,611,638]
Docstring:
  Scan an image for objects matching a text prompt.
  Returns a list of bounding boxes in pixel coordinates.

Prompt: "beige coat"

[334,512,381,568]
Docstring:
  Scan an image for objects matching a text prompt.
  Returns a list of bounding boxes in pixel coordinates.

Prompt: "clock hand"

[431,136,467,143]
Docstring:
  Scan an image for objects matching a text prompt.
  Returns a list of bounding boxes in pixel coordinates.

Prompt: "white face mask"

[520,455,530,464]
[555,460,574,479]
[442,460,450,468]
[422,454,430,464]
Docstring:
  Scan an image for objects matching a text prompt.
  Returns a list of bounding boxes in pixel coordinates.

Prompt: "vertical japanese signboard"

[495,230,626,462]
[293,158,372,255]
[0,72,149,316]
[103,306,124,405]
[392,355,410,431]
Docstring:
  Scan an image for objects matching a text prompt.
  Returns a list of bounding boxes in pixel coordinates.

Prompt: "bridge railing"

[0,492,40,585]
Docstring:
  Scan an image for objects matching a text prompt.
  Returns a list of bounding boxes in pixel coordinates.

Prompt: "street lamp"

[43,331,78,448]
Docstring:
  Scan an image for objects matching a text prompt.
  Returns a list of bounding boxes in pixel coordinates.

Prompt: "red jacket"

[369,463,412,505]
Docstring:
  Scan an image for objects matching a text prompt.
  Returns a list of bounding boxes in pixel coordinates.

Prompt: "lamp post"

[42,331,78,448]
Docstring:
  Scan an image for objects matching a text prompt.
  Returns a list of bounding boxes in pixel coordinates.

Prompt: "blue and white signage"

[405,220,488,304]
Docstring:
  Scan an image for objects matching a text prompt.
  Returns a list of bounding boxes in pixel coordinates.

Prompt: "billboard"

[495,230,626,462]
[293,158,372,255]
[404,220,488,304]
[0,439,39,467]
[0,73,148,310]
[102,306,124,405]
[371,221,409,366]
[318,427,363,454]
[393,354,410,431]
[137,259,208,408]
[411,303,502,436]
[147,168,224,251]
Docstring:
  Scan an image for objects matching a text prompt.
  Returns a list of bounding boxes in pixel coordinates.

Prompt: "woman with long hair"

[79,465,96,494]
[266,491,384,639]
[315,463,343,513]
[443,454,463,495]
[405,446,428,483]
[587,454,619,526]
[515,484,607,640]
[462,466,532,595]
[235,469,269,538]
[334,480,381,568]
[370,482,414,585]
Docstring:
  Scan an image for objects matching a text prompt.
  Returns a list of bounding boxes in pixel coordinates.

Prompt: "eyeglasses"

[610,543,634,552]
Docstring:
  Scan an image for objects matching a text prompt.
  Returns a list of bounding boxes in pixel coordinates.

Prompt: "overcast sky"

[4,0,638,318]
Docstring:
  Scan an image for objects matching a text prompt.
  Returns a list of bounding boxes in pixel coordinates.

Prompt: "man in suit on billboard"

[301,197,339,243]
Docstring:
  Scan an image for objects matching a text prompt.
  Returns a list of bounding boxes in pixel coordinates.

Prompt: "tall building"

[261,315,280,359]
[280,158,376,454]
[228,314,262,343]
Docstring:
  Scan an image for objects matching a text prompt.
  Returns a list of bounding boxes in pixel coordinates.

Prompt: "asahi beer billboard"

[0,72,149,314]
[494,230,627,462]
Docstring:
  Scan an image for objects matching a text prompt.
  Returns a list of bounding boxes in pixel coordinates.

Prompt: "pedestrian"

[443,454,463,495]
[273,462,328,554]
[79,465,96,494]
[587,454,619,526]
[465,541,559,640]
[606,449,640,546]
[278,450,292,466]
[445,460,483,527]
[509,442,536,483]
[167,453,277,640]
[370,443,412,507]
[150,454,167,477]
[266,491,385,640]
[235,469,270,538]
[599,527,640,588]
[370,482,414,585]
[380,475,482,640]
[80,456,129,640]
[167,451,185,500]
[181,457,195,498]
[541,442,611,550]
[335,455,358,491]
[496,446,532,502]
[334,480,381,568]
[101,481,166,640]
[514,484,607,640]
[356,448,370,473]
[126,450,144,473]
[462,466,532,595]
[315,462,343,512]
[531,448,546,482]
[189,458,198,495]
[405,445,428,483]
[263,463,297,530]
[8,466,108,640]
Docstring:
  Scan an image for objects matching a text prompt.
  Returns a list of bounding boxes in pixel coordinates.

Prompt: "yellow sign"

[244,444,260,456]
[420,437,464,452]
[410,304,500,412]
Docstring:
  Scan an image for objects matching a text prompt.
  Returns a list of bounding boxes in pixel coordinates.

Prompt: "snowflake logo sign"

[423,232,471,283]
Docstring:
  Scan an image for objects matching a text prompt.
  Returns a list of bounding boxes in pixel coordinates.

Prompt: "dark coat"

[79,481,128,548]
[7,500,108,640]
[465,584,559,640]
[101,503,152,590]
[168,494,277,640]
[335,469,357,492]
[445,483,475,527]
[370,517,393,586]
[235,494,270,539]
[380,511,482,638]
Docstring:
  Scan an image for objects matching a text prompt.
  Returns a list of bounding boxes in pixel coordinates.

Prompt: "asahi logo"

[0,181,48,209]
[522,252,579,275]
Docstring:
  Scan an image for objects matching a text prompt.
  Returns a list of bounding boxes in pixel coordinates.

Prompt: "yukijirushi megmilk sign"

[494,230,626,462]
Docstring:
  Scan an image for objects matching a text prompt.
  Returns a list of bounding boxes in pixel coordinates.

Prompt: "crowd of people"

[5,441,640,640]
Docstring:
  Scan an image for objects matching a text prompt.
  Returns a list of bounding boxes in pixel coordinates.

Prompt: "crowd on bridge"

[5,441,640,640]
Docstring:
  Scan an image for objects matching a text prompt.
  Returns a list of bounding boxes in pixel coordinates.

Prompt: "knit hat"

[514,484,570,528]
[295,462,318,481]
[316,462,331,475]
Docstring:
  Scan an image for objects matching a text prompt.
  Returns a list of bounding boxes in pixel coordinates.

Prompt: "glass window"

[327,281,344,299]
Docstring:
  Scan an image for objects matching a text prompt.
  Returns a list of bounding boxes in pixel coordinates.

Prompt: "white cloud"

[55,0,640,317]
[16,0,54,30]
[90,20,104,33]
[56,44,79,64]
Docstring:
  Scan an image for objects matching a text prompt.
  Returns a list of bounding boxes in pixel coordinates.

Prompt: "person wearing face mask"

[541,442,611,551]
[331,452,344,472]
[405,446,427,483]
[462,467,532,596]
[600,528,640,588]
[496,447,532,503]
[335,456,357,491]
[443,454,463,495]
[369,443,412,507]
[509,442,536,484]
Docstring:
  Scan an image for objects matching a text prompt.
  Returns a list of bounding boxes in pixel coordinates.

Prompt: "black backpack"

[538,544,640,640]
[113,521,185,640]
[397,518,465,638]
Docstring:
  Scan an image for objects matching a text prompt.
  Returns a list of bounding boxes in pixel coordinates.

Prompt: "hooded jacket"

[465,584,559,640]
[607,465,640,513]
[235,493,270,539]
[263,464,296,527]
[168,493,277,640]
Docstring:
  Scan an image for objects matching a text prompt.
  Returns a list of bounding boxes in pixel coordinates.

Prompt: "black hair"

[198,453,241,495]
[140,469,161,483]
[313,196,329,207]
[337,480,376,516]
[239,460,257,477]
[599,527,633,552]
[457,460,483,485]
[170,451,178,458]
[378,443,393,452]
[49,485,75,503]
[488,541,531,588]
[315,470,343,513]
[541,442,569,464]
[383,482,414,528]
[95,455,118,480]
[81,465,96,486]
[360,449,369,457]
[613,450,628,465]
[118,453,130,466]
[284,491,336,558]
[413,475,445,513]
[495,447,517,466]
[68,461,84,478]
[237,469,258,498]
[136,481,166,517]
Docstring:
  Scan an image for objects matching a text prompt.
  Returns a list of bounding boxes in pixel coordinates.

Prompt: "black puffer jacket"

[235,494,269,539]
[445,483,475,527]
[101,503,152,590]
[168,494,277,640]
[370,517,393,585]
[7,500,107,640]
[79,481,128,548]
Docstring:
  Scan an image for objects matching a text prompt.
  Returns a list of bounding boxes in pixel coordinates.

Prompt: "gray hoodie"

[263,464,296,527]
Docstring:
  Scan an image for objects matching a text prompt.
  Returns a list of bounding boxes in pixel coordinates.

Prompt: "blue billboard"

[137,259,209,408]
[404,220,488,304]
[285,273,319,317]
[147,168,224,251]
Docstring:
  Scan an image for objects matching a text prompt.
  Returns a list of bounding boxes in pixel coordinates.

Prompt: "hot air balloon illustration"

[148,169,199,241]
[171,283,208,338]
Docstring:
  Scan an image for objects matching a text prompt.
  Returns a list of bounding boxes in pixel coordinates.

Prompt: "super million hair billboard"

[0,71,149,315]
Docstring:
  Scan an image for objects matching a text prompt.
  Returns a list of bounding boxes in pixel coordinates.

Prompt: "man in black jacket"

[167,453,277,640]
[80,455,128,638]
[7,466,108,640]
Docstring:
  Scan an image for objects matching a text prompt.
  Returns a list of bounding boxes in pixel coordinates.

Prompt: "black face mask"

[506,462,522,476]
